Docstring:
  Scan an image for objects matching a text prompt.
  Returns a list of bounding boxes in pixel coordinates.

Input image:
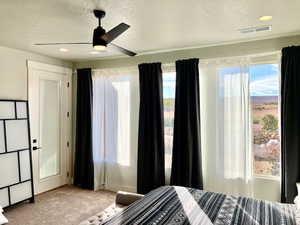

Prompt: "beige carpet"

[4,185,116,225]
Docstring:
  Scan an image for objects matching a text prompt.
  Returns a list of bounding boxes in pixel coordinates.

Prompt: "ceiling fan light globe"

[94,45,106,51]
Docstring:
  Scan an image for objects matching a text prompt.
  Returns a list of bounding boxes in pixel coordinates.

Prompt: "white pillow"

[297,183,300,196]
[0,213,8,225]
[295,196,300,209]
[294,184,300,225]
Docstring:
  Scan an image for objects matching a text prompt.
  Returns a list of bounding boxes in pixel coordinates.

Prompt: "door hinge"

[67,141,69,147]
[67,112,70,117]
[67,82,70,88]
[67,172,70,177]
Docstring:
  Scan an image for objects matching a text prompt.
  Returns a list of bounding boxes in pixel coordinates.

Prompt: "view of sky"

[163,72,176,98]
[162,64,279,98]
[249,64,279,96]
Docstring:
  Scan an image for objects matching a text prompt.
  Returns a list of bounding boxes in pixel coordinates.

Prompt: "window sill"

[253,175,280,181]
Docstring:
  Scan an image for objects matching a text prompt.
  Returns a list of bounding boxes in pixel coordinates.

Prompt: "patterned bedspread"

[100,186,297,225]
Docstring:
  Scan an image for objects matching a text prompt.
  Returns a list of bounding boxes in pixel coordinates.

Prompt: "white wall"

[0,46,72,100]
[0,45,74,186]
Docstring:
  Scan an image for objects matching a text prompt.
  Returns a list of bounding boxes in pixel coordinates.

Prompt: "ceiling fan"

[34,10,137,57]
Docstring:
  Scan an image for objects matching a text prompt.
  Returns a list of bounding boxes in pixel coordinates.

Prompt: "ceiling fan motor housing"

[93,26,107,48]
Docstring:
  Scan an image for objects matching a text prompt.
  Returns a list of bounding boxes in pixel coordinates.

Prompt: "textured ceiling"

[0,0,300,61]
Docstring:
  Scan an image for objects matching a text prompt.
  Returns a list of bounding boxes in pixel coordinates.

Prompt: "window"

[250,64,280,177]
[163,72,176,169]
[217,63,280,179]
[202,57,280,199]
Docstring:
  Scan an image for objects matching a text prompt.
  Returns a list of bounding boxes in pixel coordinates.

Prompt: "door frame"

[27,61,72,194]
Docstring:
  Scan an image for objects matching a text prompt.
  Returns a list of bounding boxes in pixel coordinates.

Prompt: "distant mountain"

[251,96,278,105]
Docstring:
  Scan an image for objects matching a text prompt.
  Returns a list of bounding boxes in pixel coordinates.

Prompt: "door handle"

[32,146,42,151]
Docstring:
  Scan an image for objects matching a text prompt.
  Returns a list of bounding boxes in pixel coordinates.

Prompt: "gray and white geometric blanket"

[100,186,297,225]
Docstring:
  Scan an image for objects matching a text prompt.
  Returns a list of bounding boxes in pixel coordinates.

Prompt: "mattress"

[100,186,298,225]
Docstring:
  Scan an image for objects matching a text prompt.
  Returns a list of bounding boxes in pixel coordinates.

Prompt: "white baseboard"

[96,184,137,193]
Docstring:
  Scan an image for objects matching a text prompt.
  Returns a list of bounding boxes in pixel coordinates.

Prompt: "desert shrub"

[262,114,278,133]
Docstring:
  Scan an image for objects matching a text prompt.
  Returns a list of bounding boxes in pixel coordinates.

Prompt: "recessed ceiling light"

[90,51,100,54]
[59,48,68,52]
[259,16,272,21]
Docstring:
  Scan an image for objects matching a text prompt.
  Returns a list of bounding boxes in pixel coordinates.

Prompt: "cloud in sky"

[250,76,279,96]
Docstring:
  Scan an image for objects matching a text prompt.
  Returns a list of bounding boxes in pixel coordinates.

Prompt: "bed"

[99,186,299,225]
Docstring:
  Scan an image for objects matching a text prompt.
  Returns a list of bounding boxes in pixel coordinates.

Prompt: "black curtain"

[137,63,165,194]
[281,46,300,203]
[74,68,94,190]
[170,58,203,189]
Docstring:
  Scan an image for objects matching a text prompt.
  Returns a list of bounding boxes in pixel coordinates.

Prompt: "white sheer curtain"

[200,59,254,198]
[216,65,253,197]
[92,67,139,192]
[92,75,106,190]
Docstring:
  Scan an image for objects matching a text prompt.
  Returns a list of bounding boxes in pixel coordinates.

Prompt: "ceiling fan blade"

[110,43,137,57]
[34,42,92,45]
[102,23,130,43]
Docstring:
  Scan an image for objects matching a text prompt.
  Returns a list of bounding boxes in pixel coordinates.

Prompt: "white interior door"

[28,61,72,194]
